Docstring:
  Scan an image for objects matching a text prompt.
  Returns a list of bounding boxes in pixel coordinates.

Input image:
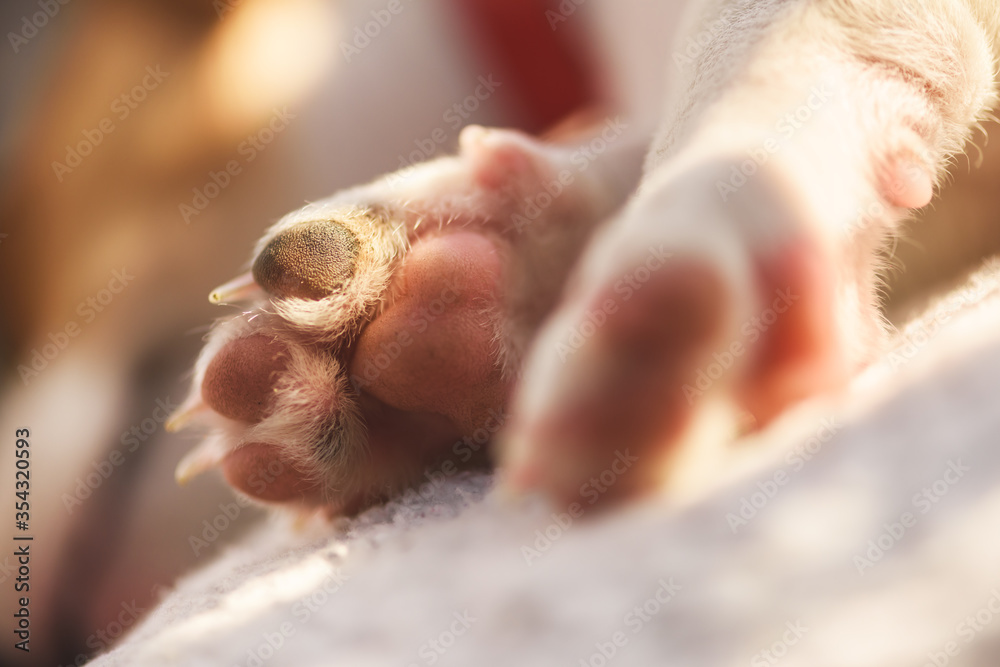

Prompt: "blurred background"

[0,0,997,664]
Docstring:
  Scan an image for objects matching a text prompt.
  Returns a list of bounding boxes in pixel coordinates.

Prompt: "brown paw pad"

[201,334,289,423]
[222,442,325,504]
[252,221,359,300]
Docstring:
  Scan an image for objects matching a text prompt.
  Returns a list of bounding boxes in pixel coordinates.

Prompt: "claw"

[165,400,208,433]
[209,272,261,304]
[175,435,232,485]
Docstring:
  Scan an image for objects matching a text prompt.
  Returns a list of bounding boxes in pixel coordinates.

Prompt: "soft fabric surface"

[93,270,1000,666]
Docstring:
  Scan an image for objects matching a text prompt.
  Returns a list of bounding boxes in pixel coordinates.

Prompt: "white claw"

[175,435,233,485]
[165,400,208,433]
[209,272,261,304]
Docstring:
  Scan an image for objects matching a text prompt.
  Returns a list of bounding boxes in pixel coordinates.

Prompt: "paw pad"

[256,206,407,343]
[202,334,288,424]
[252,221,359,300]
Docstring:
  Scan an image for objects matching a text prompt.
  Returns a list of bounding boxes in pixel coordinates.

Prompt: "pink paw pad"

[222,442,325,504]
[351,232,509,431]
[201,334,289,424]
[507,261,728,506]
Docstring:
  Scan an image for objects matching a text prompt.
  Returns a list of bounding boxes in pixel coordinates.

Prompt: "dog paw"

[169,125,639,513]
[501,159,854,507]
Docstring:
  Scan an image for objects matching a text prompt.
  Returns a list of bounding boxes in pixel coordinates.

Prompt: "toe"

[201,334,289,424]
[504,261,729,506]
[736,238,849,424]
[222,442,326,504]
[503,232,849,508]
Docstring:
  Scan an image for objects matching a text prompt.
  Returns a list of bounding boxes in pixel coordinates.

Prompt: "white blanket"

[93,268,1000,667]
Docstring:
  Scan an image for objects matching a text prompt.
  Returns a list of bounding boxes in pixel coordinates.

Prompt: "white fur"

[513,0,1000,473]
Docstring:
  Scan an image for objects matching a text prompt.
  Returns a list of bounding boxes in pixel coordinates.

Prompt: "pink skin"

[202,335,289,424]
[881,157,934,210]
[505,262,729,504]
[736,238,849,427]
[504,237,851,508]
